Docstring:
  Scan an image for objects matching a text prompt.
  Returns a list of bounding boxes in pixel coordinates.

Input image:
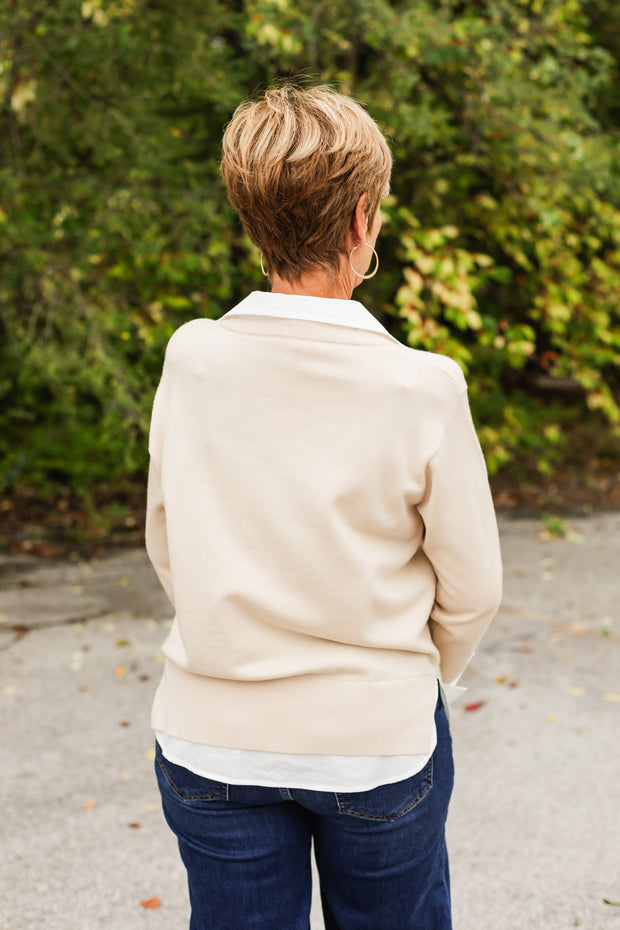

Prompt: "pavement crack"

[0,609,105,649]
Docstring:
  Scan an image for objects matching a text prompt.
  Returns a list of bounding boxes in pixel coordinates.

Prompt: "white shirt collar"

[222,291,396,340]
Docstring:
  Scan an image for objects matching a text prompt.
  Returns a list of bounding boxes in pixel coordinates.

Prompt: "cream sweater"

[147,291,502,756]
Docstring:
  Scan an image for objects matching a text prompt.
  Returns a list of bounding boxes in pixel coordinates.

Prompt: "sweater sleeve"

[418,389,502,685]
[145,458,175,607]
[145,368,175,607]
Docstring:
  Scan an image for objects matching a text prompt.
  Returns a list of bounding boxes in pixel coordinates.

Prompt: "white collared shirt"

[156,291,464,791]
[224,289,397,337]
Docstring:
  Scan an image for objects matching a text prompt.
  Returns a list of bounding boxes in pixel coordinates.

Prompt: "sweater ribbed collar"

[221,291,396,340]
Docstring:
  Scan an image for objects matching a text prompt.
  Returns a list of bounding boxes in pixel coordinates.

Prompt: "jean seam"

[335,757,433,821]
[156,755,228,801]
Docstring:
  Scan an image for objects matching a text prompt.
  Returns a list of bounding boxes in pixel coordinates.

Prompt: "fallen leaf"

[116,666,127,677]
[602,693,620,703]
[83,801,96,811]
[145,749,156,762]
[568,623,587,635]
[465,701,485,712]
[604,899,620,907]
[547,714,557,722]
[128,822,141,829]
[565,530,584,543]
[69,651,84,671]
[140,897,161,909]
[116,638,131,647]
[494,676,507,684]
[119,720,131,727]
[119,575,132,587]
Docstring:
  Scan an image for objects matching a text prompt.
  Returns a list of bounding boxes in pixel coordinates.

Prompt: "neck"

[270,265,357,301]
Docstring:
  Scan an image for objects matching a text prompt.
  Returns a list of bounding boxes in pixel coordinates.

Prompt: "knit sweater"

[146,291,502,756]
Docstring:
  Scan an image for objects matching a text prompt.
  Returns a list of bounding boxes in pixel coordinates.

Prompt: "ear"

[351,192,369,243]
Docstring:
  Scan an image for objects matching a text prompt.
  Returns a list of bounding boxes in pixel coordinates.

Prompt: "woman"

[146,84,502,930]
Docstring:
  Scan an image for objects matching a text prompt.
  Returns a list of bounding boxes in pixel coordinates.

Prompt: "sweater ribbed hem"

[151,661,440,756]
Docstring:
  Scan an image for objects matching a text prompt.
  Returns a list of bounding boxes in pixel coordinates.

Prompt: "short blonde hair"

[220,85,392,282]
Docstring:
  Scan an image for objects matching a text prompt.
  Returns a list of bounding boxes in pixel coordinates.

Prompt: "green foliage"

[1,0,619,502]
[542,513,568,538]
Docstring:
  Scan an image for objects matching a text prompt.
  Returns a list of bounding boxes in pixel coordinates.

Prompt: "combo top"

[146,291,503,788]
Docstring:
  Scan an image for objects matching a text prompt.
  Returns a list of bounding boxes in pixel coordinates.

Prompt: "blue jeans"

[155,699,454,930]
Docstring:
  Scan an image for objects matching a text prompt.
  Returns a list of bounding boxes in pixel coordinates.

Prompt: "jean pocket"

[155,743,229,803]
[335,758,433,822]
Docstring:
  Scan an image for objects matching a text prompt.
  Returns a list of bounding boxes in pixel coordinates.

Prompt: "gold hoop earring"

[260,253,269,276]
[349,243,379,280]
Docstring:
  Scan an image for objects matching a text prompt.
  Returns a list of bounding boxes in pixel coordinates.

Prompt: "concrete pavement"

[1,513,619,929]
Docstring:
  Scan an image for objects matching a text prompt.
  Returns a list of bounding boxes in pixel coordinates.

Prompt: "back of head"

[220,85,392,283]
